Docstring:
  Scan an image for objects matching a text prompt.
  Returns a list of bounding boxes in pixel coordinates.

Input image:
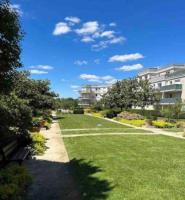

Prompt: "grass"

[59,114,152,134]
[64,135,185,200]
[59,114,129,129]
[62,128,152,135]
[164,127,184,132]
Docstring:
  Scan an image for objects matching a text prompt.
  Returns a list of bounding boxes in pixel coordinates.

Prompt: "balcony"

[160,98,181,105]
[150,75,166,83]
[160,84,182,92]
[80,90,92,94]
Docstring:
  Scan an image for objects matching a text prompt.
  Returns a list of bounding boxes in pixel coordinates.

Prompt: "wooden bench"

[0,137,30,166]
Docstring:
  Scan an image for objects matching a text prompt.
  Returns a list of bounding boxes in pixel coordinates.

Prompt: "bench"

[0,137,30,166]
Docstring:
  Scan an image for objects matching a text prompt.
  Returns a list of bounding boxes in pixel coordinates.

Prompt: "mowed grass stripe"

[62,132,156,138]
[62,128,152,135]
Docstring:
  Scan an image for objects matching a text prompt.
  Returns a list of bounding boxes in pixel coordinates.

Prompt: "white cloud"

[52,18,125,50]
[53,22,71,35]
[65,16,80,24]
[30,65,54,70]
[92,36,125,51]
[100,31,115,38]
[109,36,125,44]
[30,70,48,74]
[116,64,143,71]
[109,22,117,27]
[74,60,88,66]
[80,74,116,84]
[75,21,99,35]
[70,85,80,89]
[10,4,23,16]
[109,53,144,62]
[81,36,94,43]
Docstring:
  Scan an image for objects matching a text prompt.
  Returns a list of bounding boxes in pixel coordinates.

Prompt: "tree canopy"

[102,78,158,110]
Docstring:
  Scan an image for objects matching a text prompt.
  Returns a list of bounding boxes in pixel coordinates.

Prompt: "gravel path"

[26,119,80,200]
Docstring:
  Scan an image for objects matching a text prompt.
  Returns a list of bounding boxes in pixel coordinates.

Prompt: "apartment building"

[138,64,185,109]
[79,85,110,107]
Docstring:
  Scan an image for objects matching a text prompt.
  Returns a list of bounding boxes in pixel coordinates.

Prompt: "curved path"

[26,119,80,200]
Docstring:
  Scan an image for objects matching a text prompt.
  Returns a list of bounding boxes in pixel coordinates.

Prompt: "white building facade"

[79,85,110,107]
[138,64,185,109]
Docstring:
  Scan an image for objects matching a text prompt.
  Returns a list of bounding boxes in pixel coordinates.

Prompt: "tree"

[0,0,23,92]
[57,98,78,110]
[135,79,158,110]
[0,93,32,137]
[101,78,158,111]
[13,71,58,115]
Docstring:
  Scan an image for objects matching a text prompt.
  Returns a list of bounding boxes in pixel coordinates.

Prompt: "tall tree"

[102,78,157,110]
[135,79,158,110]
[0,0,23,92]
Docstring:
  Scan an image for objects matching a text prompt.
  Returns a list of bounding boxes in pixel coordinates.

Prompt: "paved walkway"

[26,119,80,200]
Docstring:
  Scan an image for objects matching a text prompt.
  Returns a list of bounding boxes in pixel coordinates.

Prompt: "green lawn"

[59,114,152,134]
[64,135,185,200]
[59,114,129,129]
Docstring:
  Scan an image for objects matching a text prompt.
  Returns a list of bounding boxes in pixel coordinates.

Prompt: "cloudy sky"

[12,0,185,97]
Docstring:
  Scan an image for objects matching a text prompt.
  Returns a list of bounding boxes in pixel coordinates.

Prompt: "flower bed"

[152,120,175,128]
[116,118,145,127]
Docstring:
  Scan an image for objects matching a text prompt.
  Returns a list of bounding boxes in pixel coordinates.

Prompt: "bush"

[43,116,52,123]
[118,111,144,120]
[152,120,175,128]
[118,119,145,127]
[129,109,160,119]
[84,108,92,113]
[101,109,117,118]
[31,133,47,155]
[176,121,185,128]
[92,112,103,118]
[0,165,32,200]
[44,121,51,130]
[73,108,84,114]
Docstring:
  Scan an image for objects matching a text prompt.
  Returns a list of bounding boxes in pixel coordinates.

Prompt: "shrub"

[84,108,92,113]
[44,121,51,130]
[183,132,185,137]
[0,165,32,200]
[43,116,52,123]
[92,112,103,118]
[101,109,117,118]
[118,111,144,120]
[152,120,175,128]
[73,108,84,114]
[31,133,47,155]
[129,109,160,119]
[176,121,185,128]
[117,119,145,127]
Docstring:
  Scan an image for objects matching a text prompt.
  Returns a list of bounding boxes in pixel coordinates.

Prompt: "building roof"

[138,64,185,76]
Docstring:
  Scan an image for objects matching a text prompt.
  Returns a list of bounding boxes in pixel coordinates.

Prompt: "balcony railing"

[160,84,182,92]
[160,98,181,104]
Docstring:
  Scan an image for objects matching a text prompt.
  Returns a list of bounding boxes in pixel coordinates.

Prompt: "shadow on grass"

[69,158,114,200]
[26,158,113,200]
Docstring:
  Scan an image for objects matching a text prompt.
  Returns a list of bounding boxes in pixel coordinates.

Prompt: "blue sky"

[12,0,185,98]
